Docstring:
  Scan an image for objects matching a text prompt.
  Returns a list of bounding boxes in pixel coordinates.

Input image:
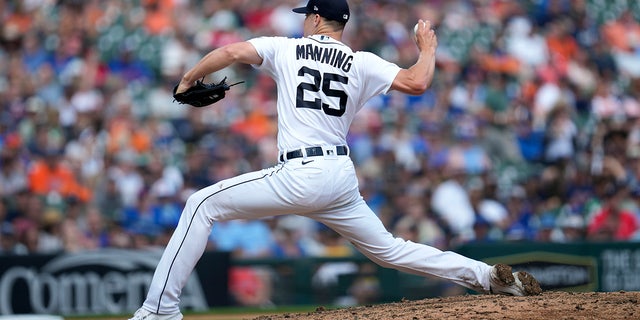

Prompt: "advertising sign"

[0,249,230,316]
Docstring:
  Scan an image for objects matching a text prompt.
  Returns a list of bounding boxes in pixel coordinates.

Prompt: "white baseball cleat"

[489,263,542,296]
[128,308,183,320]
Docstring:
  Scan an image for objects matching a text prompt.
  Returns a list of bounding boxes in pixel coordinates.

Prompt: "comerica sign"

[0,267,157,314]
[0,249,229,316]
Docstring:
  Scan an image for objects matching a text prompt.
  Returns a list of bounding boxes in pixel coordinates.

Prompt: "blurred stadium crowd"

[1,0,640,258]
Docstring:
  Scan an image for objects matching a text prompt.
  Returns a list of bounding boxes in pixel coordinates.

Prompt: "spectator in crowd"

[27,148,92,203]
[37,208,64,253]
[481,72,523,166]
[270,217,308,258]
[209,219,274,258]
[392,185,447,249]
[533,211,558,242]
[0,151,27,197]
[108,150,145,210]
[83,206,110,248]
[431,164,476,243]
[0,222,28,255]
[543,103,577,164]
[505,16,548,72]
[471,175,509,234]
[601,10,640,78]
[448,115,492,175]
[587,182,639,241]
[502,185,537,241]
[556,214,586,242]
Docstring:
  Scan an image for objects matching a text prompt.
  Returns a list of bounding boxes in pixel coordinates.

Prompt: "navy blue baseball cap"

[293,0,350,23]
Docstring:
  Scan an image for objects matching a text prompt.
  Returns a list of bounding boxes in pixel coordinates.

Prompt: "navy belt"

[280,146,348,162]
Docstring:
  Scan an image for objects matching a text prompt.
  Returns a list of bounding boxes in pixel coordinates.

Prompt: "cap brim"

[292,7,308,14]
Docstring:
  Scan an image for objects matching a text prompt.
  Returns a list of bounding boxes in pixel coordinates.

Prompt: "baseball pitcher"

[130,0,540,319]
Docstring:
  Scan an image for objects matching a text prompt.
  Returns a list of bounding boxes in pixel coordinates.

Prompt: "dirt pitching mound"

[253,291,640,320]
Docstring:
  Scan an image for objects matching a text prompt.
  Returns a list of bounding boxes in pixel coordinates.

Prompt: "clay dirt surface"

[248,291,640,320]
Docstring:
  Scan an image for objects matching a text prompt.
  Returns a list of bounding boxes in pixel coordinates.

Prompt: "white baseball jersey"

[248,35,400,151]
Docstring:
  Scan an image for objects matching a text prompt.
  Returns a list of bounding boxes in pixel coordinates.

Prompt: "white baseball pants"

[142,154,492,314]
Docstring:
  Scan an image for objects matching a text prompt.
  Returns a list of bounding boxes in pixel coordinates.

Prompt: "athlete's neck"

[311,19,342,39]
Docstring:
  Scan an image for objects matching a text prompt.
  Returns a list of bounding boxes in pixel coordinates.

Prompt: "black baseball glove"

[173,77,244,108]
